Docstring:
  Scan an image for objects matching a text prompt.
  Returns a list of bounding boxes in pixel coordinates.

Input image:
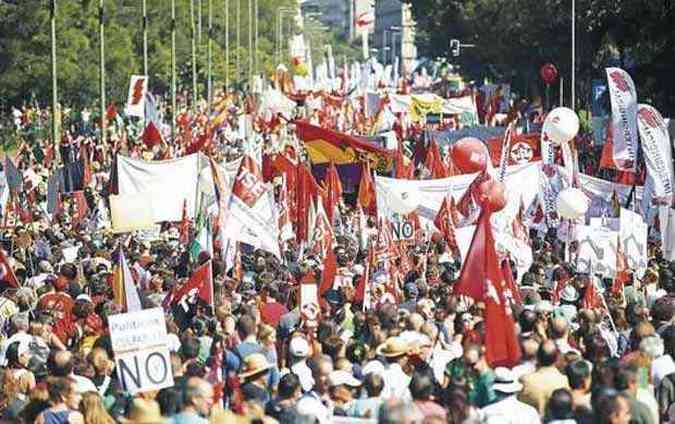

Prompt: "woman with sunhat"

[239,353,272,408]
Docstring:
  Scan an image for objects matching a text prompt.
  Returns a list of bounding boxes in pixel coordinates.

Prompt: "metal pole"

[197,0,202,45]
[248,0,252,87]
[190,0,197,112]
[50,0,60,165]
[254,0,258,76]
[236,0,240,85]
[207,0,212,112]
[560,78,564,107]
[142,0,148,76]
[275,12,279,65]
[171,0,177,142]
[382,30,387,64]
[572,0,575,110]
[99,0,106,150]
[225,0,229,91]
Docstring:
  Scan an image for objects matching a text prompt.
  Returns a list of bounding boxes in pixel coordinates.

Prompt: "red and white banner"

[606,67,638,171]
[224,156,281,258]
[125,75,148,118]
[540,120,560,228]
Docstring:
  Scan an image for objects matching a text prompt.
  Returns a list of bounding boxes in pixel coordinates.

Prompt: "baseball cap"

[328,370,362,388]
[289,337,310,358]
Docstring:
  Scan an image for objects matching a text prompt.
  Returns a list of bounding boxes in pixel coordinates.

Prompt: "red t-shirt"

[260,302,288,327]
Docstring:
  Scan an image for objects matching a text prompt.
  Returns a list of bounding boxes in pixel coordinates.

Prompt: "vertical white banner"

[606,67,638,171]
[126,75,148,118]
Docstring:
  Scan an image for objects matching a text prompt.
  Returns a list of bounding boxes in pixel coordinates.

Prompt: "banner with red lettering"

[606,68,638,171]
[637,104,674,249]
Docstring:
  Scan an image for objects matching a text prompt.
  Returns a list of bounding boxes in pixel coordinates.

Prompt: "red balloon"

[540,63,558,85]
[452,138,489,174]
[476,178,507,212]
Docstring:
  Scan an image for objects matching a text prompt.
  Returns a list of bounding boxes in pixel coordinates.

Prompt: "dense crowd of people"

[0,82,673,424]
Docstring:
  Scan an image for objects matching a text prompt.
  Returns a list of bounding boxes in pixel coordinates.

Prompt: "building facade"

[374,0,416,74]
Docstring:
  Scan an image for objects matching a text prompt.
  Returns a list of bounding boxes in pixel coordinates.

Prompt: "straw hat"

[492,367,523,394]
[120,399,166,424]
[375,337,410,358]
[238,353,272,379]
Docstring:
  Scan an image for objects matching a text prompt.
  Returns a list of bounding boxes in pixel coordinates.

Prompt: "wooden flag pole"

[50,0,60,166]
[171,0,177,142]
[99,0,106,151]
[190,0,198,112]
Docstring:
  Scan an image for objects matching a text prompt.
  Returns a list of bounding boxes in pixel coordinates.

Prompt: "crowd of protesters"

[0,84,672,424]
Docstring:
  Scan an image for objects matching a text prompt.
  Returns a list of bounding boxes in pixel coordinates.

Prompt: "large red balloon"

[452,138,489,174]
[475,178,507,213]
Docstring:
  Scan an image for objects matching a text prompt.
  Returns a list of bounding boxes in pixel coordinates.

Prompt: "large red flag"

[72,191,89,226]
[322,162,343,224]
[454,210,521,367]
[354,246,373,305]
[612,248,631,295]
[395,147,414,179]
[434,196,458,251]
[581,276,603,310]
[171,260,213,305]
[142,121,163,148]
[357,161,376,215]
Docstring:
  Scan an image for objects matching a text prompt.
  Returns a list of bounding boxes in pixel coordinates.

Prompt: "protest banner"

[619,208,648,278]
[125,75,148,118]
[109,308,174,394]
[606,67,639,171]
[109,193,155,233]
[391,220,415,240]
[576,225,619,277]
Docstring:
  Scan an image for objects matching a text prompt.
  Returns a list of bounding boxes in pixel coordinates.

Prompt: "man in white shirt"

[0,313,32,367]
[482,367,541,424]
[289,337,314,392]
[377,337,412,400]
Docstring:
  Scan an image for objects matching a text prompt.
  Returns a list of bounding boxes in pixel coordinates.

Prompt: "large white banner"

[125,75,148,118]
[619,208,648,278]
[606,67,639,171]
[540,118,560,228]
[375,162,541,230]
[637,104,675,248]
[117,154,205,223]
[109,308,173,394]
[223,156,281,258]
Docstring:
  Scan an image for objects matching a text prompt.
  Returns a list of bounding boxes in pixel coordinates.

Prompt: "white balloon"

[543,107,579,145]
[388,186,420,214]
[556,187,589,219]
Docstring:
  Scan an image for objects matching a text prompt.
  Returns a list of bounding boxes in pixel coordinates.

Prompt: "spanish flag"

[112,246,143,312]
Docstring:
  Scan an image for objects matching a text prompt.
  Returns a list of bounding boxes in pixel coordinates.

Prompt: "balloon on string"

[452,137,490,174]
[543,107,580,145]
[556,187,589,219]
[476,178,507,213]
[387,186,420,215]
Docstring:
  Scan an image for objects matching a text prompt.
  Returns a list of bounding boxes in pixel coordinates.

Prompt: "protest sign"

[109,308,174,394]
[576,225,618,277]
[125,75,148,118]
[606,67,639,171]
[109,193,155,233]
[391,220,415,240]
[619,208,648,278]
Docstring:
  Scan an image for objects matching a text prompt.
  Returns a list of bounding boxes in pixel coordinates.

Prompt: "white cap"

[492,367,523,393]
[328,370,362,388]
[289,337,310,358]
[361,360,385,376]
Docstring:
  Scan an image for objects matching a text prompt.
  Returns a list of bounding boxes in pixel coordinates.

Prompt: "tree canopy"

[405,0,675,115]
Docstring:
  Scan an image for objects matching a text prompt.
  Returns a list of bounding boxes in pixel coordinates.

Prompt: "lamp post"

[571,0,576,110]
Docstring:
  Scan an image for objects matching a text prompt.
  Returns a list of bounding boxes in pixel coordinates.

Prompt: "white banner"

[637,104,674,248]
[619,208,648,278]
[224,156,281,258]
[109,308,173,394]
[375,162,541,230]
[540,118,560,228]
[125,75,148,118]
[109,193,155,233]
[117,153,206,223]
[576,225,618,277]
[606,67,638,171]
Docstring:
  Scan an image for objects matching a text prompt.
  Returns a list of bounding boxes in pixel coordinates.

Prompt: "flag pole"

[207,0,213,114]
[142,0,148,76]
[99,0,106,151]
[50,0,60,166]
[190,0,198,112]
[248,0,253,88]
[254,0,258,77]
[236,0,240,88]
[224,0,229,92]
[171,0,177,143]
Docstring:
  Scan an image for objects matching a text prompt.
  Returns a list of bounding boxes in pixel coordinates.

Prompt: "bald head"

[521,338,540,361]
[49,350,73,377]
[537,340,559,367]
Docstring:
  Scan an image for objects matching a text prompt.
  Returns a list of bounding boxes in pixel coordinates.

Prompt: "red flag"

[179,199,190,245]
[171,260,214,305]
[297,164,321,241]
[454,208,521,366]
[581,276,603,310]
[434,196,458,251]
[321,162,343,224]
[106,103,118,121]
[0,249,19,288]
[354,246,373,305]
[512,198,530,244]
[319,249,337,298]
[82,145,93,187]
[357,162,376,215]
[309,201,334,258]
[142,121,163,148]
[612,248,631,295]
[395,146,414,179]
[270,152,298,220]
[501,259,522,305]
[424,139,448,179]
[599,140,617,170]
[72,191,89,225]
[233,245,243,282]
[375,218,395,263]
[186,131,212,155]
